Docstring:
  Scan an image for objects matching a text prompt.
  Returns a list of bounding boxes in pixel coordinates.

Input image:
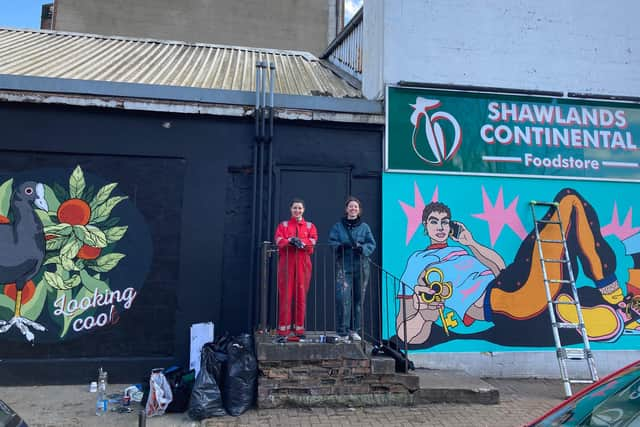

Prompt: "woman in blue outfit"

[329,197,377,341]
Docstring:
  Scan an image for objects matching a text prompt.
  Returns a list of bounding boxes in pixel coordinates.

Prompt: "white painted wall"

[413,350,640,379]
[363,0,640,99]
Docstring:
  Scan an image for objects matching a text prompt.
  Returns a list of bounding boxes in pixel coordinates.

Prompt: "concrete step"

[370,356,395,374]
[255,333,499,407]
[256,333,368,362]
[412,369,499,404]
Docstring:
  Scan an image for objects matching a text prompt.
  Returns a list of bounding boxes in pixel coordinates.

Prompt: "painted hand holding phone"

[0,165,149,342]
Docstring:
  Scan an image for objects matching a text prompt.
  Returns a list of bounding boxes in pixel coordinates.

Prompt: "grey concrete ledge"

[413,369,499,405]
[256,335,368,362]
[258,392,415,409]
[411,350,640,378]
[0,74,383,115]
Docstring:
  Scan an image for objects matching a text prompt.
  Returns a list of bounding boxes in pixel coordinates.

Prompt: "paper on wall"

[189,322,214,376]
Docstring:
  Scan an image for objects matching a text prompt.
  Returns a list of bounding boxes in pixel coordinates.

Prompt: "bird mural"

[0,166,135,343]
[0,181,49,341]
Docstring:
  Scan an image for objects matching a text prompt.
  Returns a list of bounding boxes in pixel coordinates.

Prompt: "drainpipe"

[266,62,275,237]
[249,61,265,332]
[250,60,276,333]
[256,61,267,244]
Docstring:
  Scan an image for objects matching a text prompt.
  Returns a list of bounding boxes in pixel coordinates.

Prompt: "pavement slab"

[0,376,584,426]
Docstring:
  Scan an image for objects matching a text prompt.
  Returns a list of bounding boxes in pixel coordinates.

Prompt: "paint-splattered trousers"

[335,254,370,337]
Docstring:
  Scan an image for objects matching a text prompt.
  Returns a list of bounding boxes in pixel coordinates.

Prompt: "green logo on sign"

[410,97,462,166]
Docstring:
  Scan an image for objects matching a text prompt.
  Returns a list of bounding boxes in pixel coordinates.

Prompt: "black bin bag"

[222,333,258,416]
[165,367,195,413]
[187,343,227,420]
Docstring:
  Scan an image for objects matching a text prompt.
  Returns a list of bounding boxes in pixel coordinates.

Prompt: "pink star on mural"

[399,182,438,245]
[472,186,527,246]
[601,202,640,241]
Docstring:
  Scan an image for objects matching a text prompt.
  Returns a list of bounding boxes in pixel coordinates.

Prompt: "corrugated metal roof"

[0,28,361,99]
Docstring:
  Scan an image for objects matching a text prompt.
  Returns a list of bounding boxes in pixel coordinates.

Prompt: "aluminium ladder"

[530,200,598,398]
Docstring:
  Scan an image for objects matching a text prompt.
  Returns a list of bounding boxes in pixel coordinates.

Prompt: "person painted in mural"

[274,198,318,341]
[396,188,640,349]
[328,196,377,342]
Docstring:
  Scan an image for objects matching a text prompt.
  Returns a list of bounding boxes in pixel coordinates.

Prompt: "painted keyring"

[418,267,452,304]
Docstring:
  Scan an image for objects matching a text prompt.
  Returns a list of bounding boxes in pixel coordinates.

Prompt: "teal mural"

[384,87,640,353]
[382,173,640,352]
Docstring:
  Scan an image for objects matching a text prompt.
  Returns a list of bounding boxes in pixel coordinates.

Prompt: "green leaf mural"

[0,179,13,218]
[44,223,73,237]
[44,185,61,213]
[35,210,54,226]
[69,166,85,199]
[104,226,128,243]
[87,253,126,273]
[43,271,82,290]
[79,269,111,294]
[58,271,113,338]
[91,196,128,223]
[21,278,49,321]
[83,185,95,205]
[0,293,14,318]
[58,289,72,338]
[100,217,120,228]
[73,225,108,248]
[60,255,79,272]
[44,256,60,266]
[60,235,83,260]
[52,182,68,203]
[46,237,66,251]
[90,183,118,211]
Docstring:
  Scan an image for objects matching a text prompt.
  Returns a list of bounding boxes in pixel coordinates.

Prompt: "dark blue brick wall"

[0,101,382,384]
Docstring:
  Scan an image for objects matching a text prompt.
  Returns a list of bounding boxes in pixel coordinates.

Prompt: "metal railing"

[257,241,411,371]
[322,8,363,80]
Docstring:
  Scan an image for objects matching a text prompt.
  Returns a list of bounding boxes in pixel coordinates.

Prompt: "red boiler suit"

[274,217,318,336]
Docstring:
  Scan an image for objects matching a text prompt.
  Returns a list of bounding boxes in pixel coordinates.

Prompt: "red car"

[526,360,640,426]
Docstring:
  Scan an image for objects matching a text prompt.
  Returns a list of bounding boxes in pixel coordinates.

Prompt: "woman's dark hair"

[345,196,362,216]
[422,201,451,223]
[289,198,305,208]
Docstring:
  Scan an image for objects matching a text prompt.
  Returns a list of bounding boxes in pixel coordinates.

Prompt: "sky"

[0,0,364,29]
[345,0,363,23]
[1,0,49,29]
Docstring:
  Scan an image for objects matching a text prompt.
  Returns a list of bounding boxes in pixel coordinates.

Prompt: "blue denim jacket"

[328,217,376,274]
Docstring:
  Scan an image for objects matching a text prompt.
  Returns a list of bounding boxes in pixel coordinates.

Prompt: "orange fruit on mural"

[77,245,101,260]
[0,215,9,224]
[4,280,36,304]
[57,199,91,225]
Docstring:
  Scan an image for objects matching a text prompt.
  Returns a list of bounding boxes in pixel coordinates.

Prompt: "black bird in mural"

[0,181,48,341]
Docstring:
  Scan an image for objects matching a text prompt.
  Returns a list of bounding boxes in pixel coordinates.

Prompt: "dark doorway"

[270,165,351,333]
[274,166,351,240]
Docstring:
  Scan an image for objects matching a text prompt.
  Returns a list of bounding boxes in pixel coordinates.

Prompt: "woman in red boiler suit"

[274,198,318,339]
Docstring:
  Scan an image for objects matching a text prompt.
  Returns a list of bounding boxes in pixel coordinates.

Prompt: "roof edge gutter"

[0,74,382,115]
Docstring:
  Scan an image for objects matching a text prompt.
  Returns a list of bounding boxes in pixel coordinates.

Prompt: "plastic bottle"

[95,369,108,416]
[99,367,108,389]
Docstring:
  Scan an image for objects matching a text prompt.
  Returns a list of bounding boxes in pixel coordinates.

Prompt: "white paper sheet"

[189,322,214,376]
